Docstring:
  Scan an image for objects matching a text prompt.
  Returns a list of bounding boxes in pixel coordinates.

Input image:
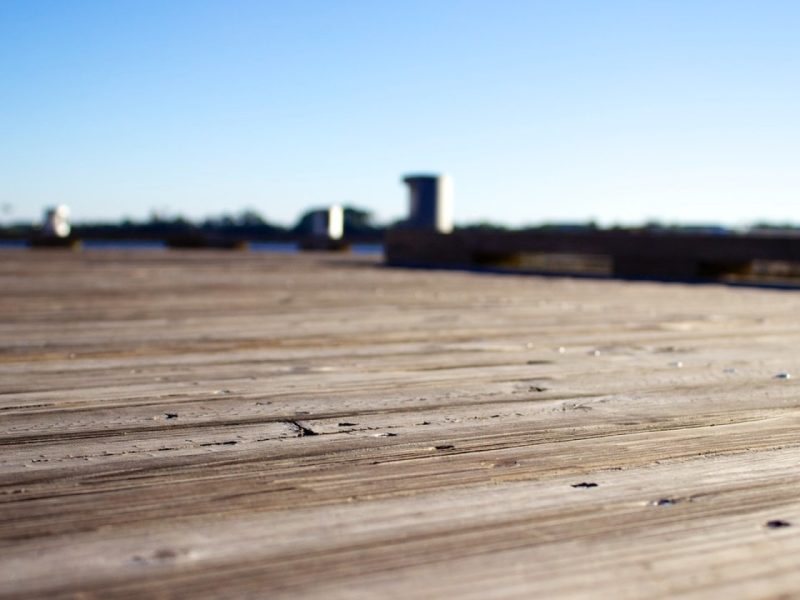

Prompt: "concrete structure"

[385,227,800,282]
[311,204,344,240]
[402,174,453,233]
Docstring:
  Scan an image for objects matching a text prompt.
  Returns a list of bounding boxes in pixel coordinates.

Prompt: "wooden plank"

[3,249,800,598]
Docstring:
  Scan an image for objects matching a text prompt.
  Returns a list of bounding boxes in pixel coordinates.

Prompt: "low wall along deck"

[386,228,800,281]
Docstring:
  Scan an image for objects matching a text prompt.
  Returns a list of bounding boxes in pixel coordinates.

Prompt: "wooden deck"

[4,249,800,598]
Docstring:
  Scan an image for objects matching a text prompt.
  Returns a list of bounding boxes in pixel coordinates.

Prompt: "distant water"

[250,242,383,255]
[83,240,166,250]
[0,240,27,249]
[249,242,299,253]
[0,239,383,254]
[351,243,384,255]
[0,240,167,250]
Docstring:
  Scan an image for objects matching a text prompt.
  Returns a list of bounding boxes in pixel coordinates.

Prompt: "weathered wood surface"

[3,249,800,598]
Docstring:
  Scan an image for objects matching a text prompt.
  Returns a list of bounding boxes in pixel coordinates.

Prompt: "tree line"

[0,206,386,241]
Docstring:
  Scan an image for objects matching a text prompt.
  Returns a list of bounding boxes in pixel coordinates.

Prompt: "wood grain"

[3,249,800,598]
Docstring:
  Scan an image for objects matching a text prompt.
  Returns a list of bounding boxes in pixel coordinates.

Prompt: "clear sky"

[2,0,800,227]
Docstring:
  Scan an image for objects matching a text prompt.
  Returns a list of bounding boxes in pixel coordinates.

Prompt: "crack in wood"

[286,420,318,437]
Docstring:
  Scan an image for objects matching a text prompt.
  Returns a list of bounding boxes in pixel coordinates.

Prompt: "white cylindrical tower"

[42,205,71,238]
[402,174,452,234]
[311,205,344,240]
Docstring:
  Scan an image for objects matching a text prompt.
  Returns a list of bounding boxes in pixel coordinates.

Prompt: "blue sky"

[2,0,800,227]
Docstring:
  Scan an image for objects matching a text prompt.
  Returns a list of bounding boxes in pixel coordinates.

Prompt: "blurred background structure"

[402,174,453,234]
[41,205,71,239]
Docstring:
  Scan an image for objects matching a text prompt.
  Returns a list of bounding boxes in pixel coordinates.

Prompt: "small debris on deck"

[765,520,792,529]
[651,498,678,507]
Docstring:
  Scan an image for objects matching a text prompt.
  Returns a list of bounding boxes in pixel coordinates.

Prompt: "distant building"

[42,205,71,238]
[311,204,344,240]
[402,174,453,234]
